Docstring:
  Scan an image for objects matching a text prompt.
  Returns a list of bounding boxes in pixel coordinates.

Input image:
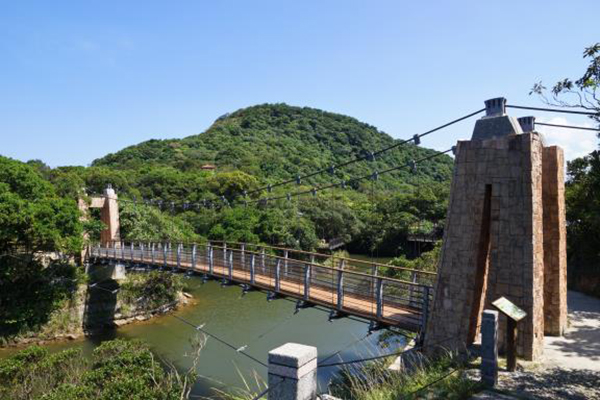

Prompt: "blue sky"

[1,1,598,167]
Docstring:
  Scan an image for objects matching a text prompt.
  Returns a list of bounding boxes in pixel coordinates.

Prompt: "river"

[0,262,407,398]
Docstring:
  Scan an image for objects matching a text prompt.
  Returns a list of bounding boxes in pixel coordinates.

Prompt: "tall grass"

[328,350,481,400]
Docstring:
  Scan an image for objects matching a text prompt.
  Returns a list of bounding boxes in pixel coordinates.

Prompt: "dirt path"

[474,291,600,399]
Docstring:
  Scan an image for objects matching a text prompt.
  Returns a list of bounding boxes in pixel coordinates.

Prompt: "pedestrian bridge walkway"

[90,241,436,333]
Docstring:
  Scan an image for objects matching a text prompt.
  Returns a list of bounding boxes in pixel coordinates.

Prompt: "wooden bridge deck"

[90,242,434,332]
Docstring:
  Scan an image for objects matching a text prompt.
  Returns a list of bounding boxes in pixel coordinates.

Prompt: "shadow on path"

[544,291,600,369]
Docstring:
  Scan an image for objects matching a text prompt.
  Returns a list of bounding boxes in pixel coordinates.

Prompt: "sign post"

[492,297,527,372]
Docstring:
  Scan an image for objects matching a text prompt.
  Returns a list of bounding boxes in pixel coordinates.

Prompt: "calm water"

[0,266,406,398]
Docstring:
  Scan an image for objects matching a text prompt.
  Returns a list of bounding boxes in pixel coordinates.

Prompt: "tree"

[0,156,82,255]
[531,43,600,296]
[531,43,600,130]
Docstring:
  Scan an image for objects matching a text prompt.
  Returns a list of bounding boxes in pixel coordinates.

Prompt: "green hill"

[92,103,453,189]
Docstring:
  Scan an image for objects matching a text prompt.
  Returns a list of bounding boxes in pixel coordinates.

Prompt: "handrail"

[214,240,437,276]
[104,239,437,278]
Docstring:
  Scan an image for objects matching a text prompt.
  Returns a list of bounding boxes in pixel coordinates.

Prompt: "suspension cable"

[535,122,600,131]
[172,314,268,368]
[242,148,454,206]
[102,109,481,208]
[507,104,598,116]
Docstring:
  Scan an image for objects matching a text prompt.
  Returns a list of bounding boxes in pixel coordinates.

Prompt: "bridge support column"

[424,98,567,361]
[268,343,317,400]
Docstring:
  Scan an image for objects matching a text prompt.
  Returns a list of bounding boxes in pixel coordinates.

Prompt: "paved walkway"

[474,291,600,399]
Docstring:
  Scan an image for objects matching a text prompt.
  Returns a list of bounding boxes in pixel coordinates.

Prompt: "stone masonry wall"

[542,146,568,336]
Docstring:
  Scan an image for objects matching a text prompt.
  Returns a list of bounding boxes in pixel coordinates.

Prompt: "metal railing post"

[130,242,134,263]
[209,244,214,275]
[228,250,233,281]
[163,243,168,269]
[284,250,289,277]
[337,260,345,311]
[177,243,182,269]
[275,258,281,293]
[140,243,144,264]
[376,277,384,320]
[223,243,227,271]
[241,243,246,270]
[261,247,266,273]
[371,264,378,298]
[250,253,256,285]
[421,286,430,331]
[303,264,311,301]
[409,271,417,308]
[192,244,197,270]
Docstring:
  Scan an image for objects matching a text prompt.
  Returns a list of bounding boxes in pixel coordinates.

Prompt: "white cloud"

[535,116,597,161]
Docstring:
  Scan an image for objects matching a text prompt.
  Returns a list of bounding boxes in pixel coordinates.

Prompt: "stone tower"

[424,98,567,361]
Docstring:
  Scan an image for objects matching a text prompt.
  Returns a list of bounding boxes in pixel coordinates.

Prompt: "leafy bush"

[0,339,186,400]
[119,271,184,311]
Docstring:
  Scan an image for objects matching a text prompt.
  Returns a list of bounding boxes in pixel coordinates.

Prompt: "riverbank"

[1,270,192,348]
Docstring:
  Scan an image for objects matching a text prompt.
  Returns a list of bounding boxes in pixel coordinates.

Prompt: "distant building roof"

[201,164,216,170]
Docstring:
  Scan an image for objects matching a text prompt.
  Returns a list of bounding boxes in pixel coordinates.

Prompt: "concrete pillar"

[481,310,499,387]
[268,343,317,400]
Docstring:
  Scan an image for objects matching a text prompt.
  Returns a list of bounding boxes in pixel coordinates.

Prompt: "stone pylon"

[424,98,567,361]
[83,185,121,247]
[99,185,121,246]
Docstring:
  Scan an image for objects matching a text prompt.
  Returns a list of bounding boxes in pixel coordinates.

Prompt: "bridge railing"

[204,240,437,287]
[90,241,435,331]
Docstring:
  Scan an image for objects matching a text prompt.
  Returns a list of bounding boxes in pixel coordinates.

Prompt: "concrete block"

[268,343,317,400]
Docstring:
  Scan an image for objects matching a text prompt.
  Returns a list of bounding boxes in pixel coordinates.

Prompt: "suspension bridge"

[83,98,596,382]
[90,240,436,333]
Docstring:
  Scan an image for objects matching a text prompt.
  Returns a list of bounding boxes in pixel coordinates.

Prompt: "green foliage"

[0,339,184,400]
[386,242,442,283]
[93,104,453,188]
[119,202,199,242]
[564,151,600,296]
[0,156,82,254]
[119,271,184,311]
[351,183,448,255]
[532,43,600,297]
[0,257,83,341]
[531,42,599,131]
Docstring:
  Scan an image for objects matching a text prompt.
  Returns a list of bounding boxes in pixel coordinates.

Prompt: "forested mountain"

[92,103,453,188]
[8,103,454,258]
